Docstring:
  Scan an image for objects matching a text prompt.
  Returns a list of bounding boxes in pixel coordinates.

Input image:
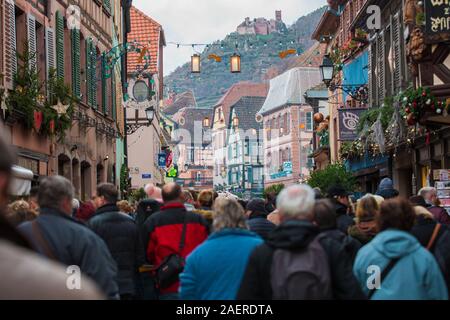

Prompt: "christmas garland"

[399,86,445,126]
[6,45,75,140]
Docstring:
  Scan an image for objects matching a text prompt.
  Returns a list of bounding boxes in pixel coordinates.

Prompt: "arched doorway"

[80,161,92,201]
[97,163,104,186]
[72,158,80,199]
[58,154,71,180]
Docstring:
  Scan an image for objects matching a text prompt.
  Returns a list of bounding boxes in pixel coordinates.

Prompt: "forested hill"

[164,6,326,108]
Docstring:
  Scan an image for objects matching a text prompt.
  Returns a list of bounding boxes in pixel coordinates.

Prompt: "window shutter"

[55,11,64,80]
[368,42,374,107]
[103,0,111,14]
[393,13,403,94]
[45,27,55,82]
[306,112,313,131]
[4,0,17,89]
[112,72,116,120]
[27,14,37,72]
[71,29,81,98]
[377,32,385,105]
[101,53,108,114]
[91,45,97,108]
[85,38,96,107]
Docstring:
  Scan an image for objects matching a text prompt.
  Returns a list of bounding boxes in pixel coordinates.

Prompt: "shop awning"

[9,165,34,196]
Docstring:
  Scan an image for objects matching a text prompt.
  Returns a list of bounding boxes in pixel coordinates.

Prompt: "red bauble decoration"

[405,107,411,114]
[407,113,416,126]
[33,111,43,131]
[49,119,55,134]
[422,91,427,97]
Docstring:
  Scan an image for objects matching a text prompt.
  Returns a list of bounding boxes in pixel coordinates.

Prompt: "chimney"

[276,10,282,21]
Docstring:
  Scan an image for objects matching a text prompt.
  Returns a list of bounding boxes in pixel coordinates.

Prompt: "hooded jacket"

[376,178,399,199]
[88,204,145,296]
[179,228,263,300]
[237,220,365,300]
[353,229,448,300]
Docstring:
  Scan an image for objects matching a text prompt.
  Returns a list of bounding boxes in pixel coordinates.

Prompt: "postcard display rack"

[434,170,450,215]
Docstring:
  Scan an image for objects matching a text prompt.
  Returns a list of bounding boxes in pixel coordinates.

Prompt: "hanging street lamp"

[319,54,334,87]
[230,54,241,73]
[191,54,201,73]
[145,106,155,123]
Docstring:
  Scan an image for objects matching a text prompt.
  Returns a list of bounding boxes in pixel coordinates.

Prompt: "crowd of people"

[1,136,450,300]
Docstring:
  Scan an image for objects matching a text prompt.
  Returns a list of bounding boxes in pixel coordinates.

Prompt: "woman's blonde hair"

[212,198,247,231]
[117,200,133,213]
[356,194,380,222]
[6,200,38,226]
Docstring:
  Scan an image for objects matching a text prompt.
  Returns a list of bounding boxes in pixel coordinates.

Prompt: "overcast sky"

[132,0,324,76]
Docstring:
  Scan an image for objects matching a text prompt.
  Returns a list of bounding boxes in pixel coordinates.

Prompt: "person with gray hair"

[18,176,120,299]
[238,184,365,300]
[418,187,450,225]
[276,184,316,221]
[179,198,263,300]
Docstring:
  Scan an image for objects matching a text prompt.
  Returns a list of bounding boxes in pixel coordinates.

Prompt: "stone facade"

[0,0,124,200]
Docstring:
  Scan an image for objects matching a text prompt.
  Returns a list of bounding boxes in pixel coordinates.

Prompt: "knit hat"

[246,199,268,217]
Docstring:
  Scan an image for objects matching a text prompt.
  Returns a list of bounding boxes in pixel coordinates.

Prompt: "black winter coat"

[411,216,450,290]
[247,215,276,240]
[334,201,354,235]
[135,199,161,229]
[19,207,119,299]
[88,204,145,296]
[320,228,362,263]
[237,220,366,300]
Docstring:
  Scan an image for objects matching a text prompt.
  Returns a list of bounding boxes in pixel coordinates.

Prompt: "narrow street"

[0,0,450,307]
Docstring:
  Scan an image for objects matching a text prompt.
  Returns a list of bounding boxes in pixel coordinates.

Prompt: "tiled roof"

[213,82,269,126]
[128,6,165,75]
[163,91,197,115]
[229,96,266,131]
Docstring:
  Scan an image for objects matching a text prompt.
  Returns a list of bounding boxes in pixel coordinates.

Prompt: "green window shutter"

[85,38,92,106]
[71,29,81,98]
[55,11,64,80]
[101,53,108,114]
[112,72,116,120]
[103,0,111,14]
[91,45,97,109]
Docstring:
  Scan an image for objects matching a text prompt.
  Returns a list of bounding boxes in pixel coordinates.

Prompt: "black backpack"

[270,234,333,300]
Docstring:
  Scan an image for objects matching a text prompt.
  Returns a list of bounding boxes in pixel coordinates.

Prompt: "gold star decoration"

[51,99,70,116]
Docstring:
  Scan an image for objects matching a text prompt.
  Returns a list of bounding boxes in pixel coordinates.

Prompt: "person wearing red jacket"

[142,183,209,300]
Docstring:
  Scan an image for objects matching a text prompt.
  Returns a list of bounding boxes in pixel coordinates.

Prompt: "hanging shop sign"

[166,165,179,178]
[425,0,450,35]
[165,152,173,168]
[133,80,150,103]
[338,108,367,141]
[158,153,167,168]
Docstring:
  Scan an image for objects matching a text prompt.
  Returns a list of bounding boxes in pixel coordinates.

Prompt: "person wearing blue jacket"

[179,197,263,300]
[353,198,448,300]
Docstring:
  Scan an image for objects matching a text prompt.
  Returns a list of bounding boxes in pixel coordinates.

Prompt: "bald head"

[162,183,182,203]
